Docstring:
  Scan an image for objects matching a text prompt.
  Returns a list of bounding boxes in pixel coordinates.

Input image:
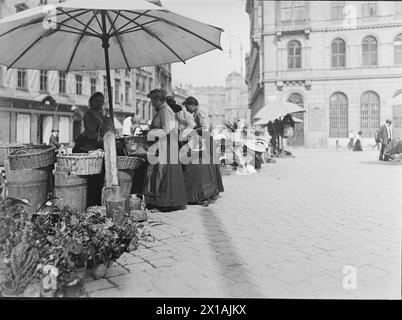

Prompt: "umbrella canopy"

[253,101,305,122]
[0,0,223,126]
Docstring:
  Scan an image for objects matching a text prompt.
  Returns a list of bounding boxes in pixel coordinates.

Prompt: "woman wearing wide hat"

[143,89,187,211]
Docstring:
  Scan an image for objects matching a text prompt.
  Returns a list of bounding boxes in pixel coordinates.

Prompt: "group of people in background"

[347,130,363,152]
[69,89,224,211]
[347,119,394,161]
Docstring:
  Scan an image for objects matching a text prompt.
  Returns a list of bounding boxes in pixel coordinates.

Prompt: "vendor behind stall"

[73,92,107,207]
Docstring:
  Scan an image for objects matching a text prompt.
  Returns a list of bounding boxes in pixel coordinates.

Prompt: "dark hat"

[166,96,182,113]
[147,89,167,100]
[51,129,59,133]
[183,96,199,106]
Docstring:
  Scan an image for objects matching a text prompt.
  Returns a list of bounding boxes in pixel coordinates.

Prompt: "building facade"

[245,1,402,147]
[0,0,171,145]
[224,71,251,126]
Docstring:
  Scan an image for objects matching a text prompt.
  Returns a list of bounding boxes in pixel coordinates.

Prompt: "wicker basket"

[8,145,56,170]
[0,144,25,167]
[117,156,145,170]
[57,151,104,176]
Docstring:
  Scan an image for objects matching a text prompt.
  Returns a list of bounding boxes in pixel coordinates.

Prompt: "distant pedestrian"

[48,129,61,149]
[347,131,354,150]
[378,119,393,161]
[353,131,363,151]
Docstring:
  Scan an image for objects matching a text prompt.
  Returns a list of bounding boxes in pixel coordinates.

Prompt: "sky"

[161,0,250,87]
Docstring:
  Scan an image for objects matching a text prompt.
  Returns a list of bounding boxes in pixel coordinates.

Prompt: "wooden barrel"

[54,165,87,212]
[5,163,48,214]
[118,169,133,199]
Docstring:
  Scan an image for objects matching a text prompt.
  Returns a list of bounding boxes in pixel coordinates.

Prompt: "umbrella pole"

[101,12,115,129]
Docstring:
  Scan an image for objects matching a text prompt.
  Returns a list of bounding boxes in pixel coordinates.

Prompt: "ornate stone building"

[0,0,171,145]
[245,1,402,147]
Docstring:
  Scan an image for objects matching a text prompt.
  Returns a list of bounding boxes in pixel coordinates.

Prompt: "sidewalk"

[84,149,402,299]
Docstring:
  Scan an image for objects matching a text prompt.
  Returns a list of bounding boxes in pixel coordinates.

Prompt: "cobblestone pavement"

[85,148,401,299]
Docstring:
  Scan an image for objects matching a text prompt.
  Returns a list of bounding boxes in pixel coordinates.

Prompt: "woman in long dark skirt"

[72,92,106,207]
[143,90,187,211]
[167,96,217,206]
[353,131,363,151]
[182,97,222,205]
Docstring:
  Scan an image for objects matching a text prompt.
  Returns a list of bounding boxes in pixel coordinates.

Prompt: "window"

[125,81,131,104]
[329,92,348,138]
[16,114,31,144]
[17,69,27,89]
[362,1,377,17]
[149,102,152,119]
[149,79,152,92]
[331,39,346,67]
[287,40,302,69]
[142,81,146,93]
[59,116,70,144]
[331,1,345,20]
[394,35,402,64]
[103,76,108,100]
[75,74,82,95]
[280,1,306,23]
[59,72,66,94]
[392,90,402,139]
[362,36,377,66]
[360,91,380,138]
[136,101,140,115]
[142,102,146,120]
[90,78,97,95]
[114,79,120,104]
[396,2,402,15]
[136,78,140,93]
[39,71,48,92]
[39,0,48,5]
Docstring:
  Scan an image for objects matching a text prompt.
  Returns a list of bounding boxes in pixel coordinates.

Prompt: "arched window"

[394,35,402,64]
[362,36,378,66]
[331,39,346,67]
[392,90,402,139]
[288,40,301,69]
[329,92,348,138]
[287,93,305,146]
[360,91,380,138]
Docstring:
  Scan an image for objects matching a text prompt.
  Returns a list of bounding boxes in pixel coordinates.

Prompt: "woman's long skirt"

[353,139,363,151]
[183,148,219,203]
[143,131,187,210]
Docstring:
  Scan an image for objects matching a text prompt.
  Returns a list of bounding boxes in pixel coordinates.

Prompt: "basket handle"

[13,149,29,156]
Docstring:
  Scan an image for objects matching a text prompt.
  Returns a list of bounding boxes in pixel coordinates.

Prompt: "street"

[84,148,401,299]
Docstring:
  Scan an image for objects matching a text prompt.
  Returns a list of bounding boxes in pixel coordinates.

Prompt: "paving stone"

[84,279,115,293]
[84,149,401,299]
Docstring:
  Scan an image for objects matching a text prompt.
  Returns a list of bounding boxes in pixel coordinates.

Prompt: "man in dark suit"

[378,119,393,161]
[48,129,61,149]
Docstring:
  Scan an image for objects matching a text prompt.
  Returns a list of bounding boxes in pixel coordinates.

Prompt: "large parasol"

[0,0,223,127]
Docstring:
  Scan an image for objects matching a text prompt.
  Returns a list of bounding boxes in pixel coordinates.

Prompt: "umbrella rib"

[0,8,89,38]
[92,10,103,32]
[109,10,151,36]
[107,11,121,36]
[111,19,159,37]
[115,11,186,64]
[105,11,131,71]
[66,14,97,73]
[121,10,222,51]
[6,28,58,70]
[58,8,101,37]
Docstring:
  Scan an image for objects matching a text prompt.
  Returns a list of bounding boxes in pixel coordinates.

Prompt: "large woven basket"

[8,145,56,170]
[117,156,145,170]
[0,143,25,166]
[57,150,104,176]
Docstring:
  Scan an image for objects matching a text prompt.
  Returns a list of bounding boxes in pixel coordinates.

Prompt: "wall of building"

[246,0,402,147]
